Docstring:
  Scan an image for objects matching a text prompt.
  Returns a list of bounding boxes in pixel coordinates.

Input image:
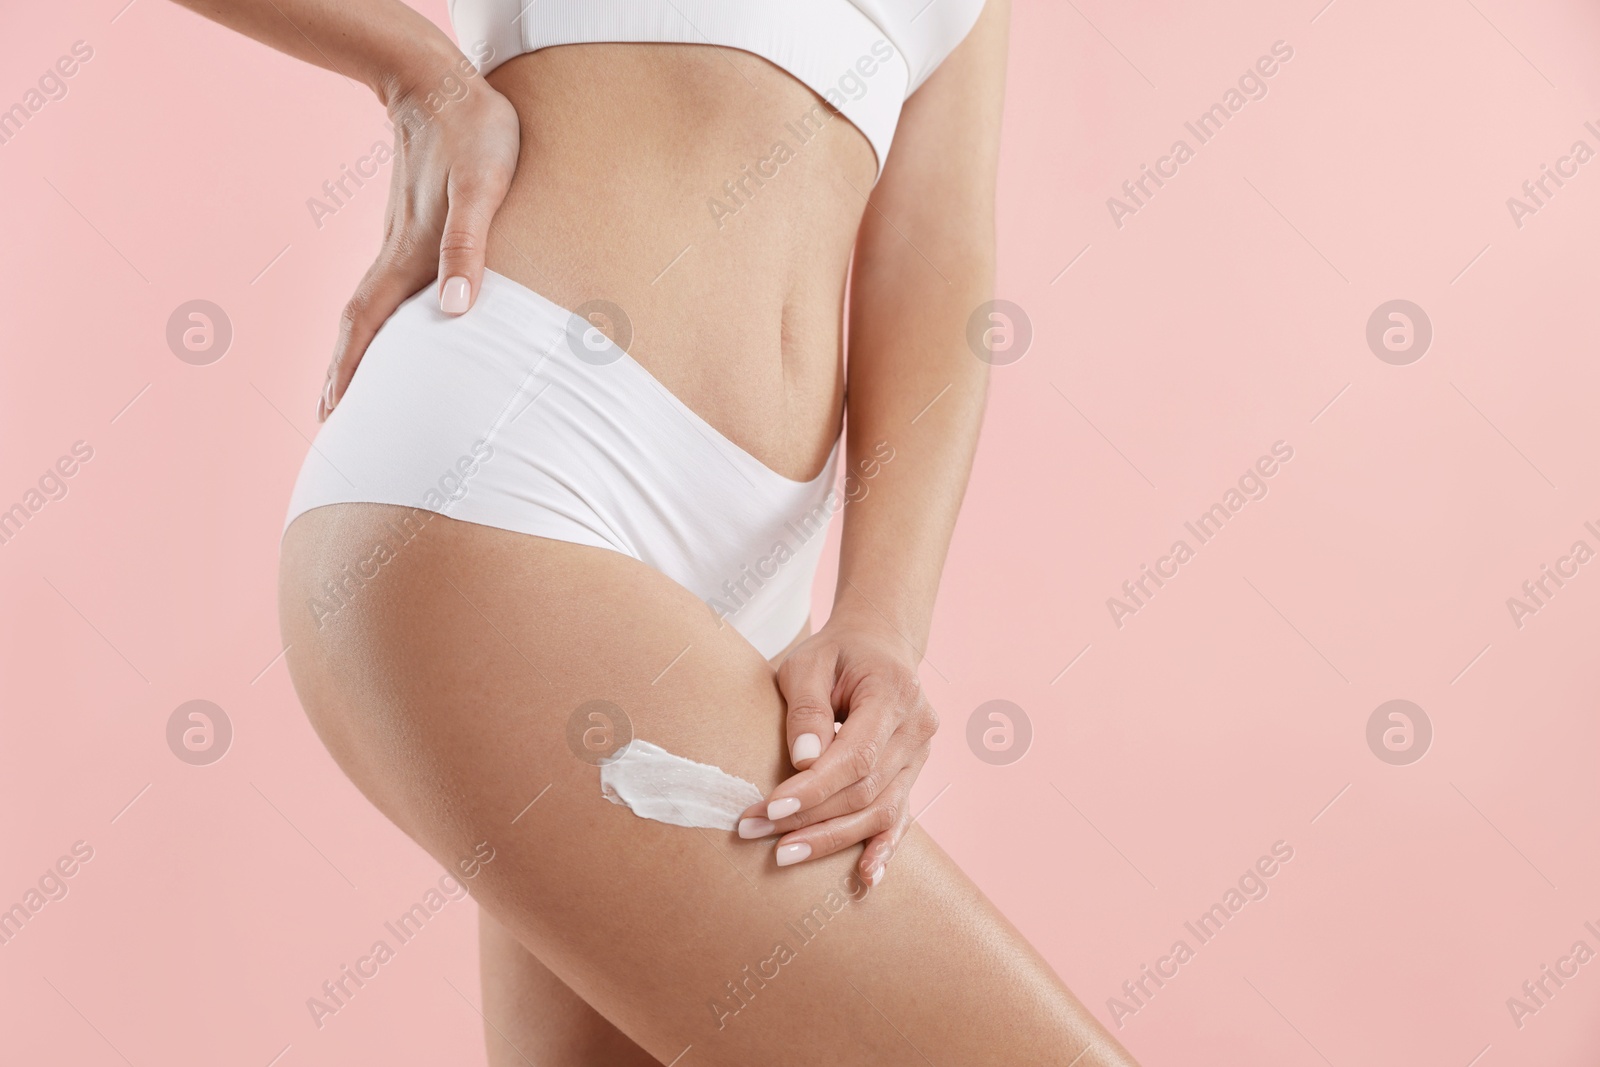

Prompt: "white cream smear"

[599,740,764,830]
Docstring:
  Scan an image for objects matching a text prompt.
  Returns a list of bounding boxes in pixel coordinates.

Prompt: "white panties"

[283,268,841,658]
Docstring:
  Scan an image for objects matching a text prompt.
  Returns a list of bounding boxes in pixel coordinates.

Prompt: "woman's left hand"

[737,611,938,886]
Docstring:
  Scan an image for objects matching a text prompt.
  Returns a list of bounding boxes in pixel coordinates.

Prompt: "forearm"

[827,0,1007,660]
[834,252,992,654]
[168,0,462,107]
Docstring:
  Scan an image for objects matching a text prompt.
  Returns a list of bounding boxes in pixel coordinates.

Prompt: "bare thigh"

[479,910,657,1066]
[477,625,814,1067]
[279,504,1136,1066]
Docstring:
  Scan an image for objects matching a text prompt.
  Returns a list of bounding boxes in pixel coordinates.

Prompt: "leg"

[280,504,1139,1066]
[476,626,815,1067]
[479,911,658,1066]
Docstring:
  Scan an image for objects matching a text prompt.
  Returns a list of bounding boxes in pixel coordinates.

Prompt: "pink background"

[5,0,1600,1063]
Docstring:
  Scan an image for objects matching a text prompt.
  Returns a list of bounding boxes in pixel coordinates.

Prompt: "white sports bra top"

[447,0,987,176]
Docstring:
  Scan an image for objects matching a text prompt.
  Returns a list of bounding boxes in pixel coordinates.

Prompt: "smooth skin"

[174,0,1143,1061]
[281,514,1136,1065]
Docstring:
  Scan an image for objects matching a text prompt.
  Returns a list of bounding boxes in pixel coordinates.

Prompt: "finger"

[323,239,436,419]
[738,737,921,839]
[775,648,840,771]
[772,769,913,868]
[435,164,507,316]
[762,681,900,821]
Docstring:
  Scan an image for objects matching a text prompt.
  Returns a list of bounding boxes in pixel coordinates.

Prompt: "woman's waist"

[473,45,864,478]
[293,273,845,538]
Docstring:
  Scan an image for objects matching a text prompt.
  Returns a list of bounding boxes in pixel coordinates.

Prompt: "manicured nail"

[869,864,885,886]
[767,796,801,821]
[440,275,471,314]
[776,842,811,867]
[738,817,775,839]
[791,733,821,763]
[322,378,335,413]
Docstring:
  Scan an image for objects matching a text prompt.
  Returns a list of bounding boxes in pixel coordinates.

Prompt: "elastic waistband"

[471,268,841,492]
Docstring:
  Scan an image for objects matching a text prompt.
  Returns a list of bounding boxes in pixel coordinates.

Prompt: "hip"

[283,268,844,659]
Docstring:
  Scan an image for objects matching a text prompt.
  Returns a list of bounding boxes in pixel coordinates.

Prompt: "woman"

[177,0,1141,1061]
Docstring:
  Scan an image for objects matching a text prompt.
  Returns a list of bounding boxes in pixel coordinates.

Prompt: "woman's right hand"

[318,56,521,420]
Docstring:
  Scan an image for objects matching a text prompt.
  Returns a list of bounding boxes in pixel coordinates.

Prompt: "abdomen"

[482,43,873,480]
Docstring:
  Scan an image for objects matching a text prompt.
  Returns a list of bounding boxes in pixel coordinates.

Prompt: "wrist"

[826,588,931,657]
[371,32,474,114]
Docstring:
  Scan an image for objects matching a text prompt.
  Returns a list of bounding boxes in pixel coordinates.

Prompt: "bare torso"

[483,44,875,480]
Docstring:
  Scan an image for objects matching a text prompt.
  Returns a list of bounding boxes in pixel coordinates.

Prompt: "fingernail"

[440,275,471,314]
[791,733,821,763]
[767,796,801,820]
[322,378,335,413]
[776,842,811,867]
[738,817,775,839]
[869,864,885,886]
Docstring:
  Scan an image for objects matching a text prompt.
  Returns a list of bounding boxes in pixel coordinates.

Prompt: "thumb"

[776,650,839,771]
[436,168,503,315]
